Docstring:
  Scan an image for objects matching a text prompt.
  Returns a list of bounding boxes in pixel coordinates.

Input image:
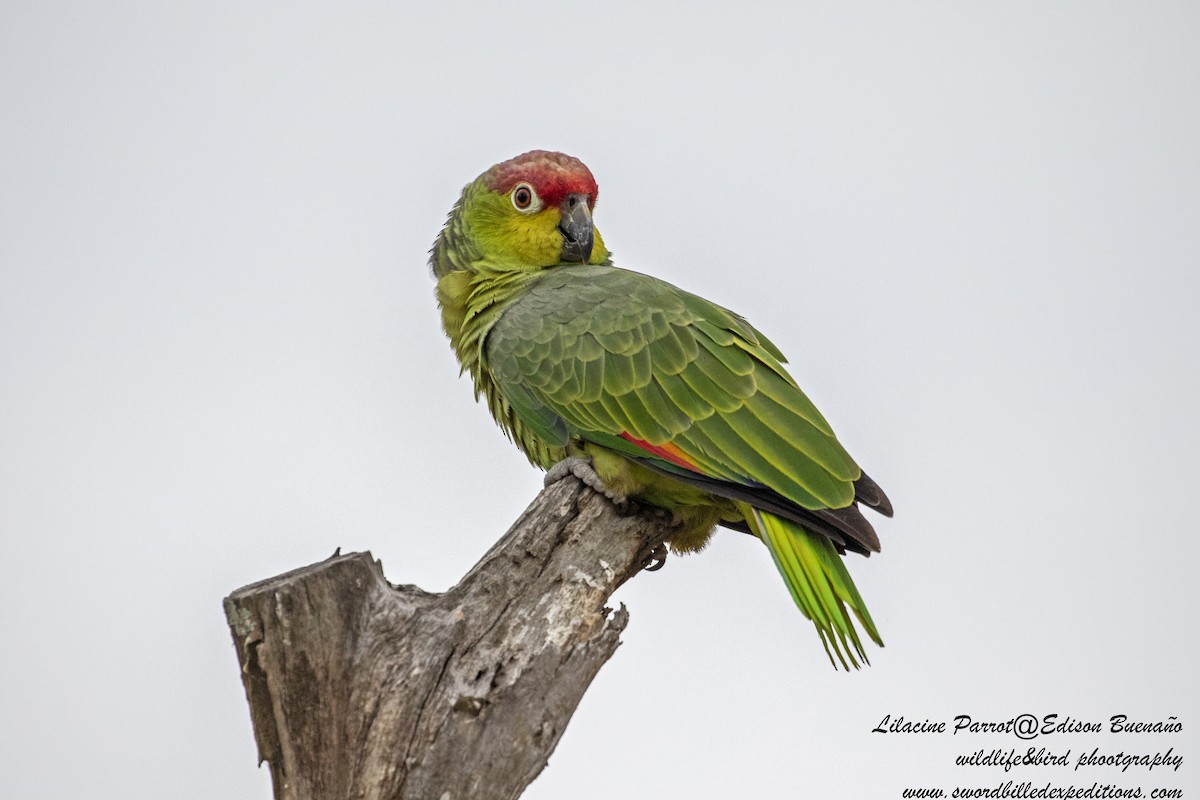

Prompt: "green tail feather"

[743,505,882,670]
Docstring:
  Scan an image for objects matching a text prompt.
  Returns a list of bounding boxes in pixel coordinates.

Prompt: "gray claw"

[544,456,627,504]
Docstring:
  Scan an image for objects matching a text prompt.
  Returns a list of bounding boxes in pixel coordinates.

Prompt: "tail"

[742,505,883,670]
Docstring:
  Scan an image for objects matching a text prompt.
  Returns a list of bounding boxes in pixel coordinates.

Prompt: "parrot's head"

[431,150,610,277]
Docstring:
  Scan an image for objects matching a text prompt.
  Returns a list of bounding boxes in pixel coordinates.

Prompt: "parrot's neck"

[436,266,533,372]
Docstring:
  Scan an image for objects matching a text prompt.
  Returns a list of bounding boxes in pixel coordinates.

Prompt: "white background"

[2,2,1196,798]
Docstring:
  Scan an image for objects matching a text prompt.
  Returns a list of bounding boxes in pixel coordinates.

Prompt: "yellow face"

[466,180,609,270]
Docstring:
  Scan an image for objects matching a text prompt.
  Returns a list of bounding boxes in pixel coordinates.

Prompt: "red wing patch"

[619,433,702,473]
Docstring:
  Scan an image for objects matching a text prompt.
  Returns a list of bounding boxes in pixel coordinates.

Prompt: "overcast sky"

[2,2,1197,798]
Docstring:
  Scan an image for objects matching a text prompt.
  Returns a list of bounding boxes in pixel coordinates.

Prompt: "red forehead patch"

[484,150,599,208]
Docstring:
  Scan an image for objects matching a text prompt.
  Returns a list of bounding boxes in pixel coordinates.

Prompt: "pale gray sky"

[1,2,1197,798]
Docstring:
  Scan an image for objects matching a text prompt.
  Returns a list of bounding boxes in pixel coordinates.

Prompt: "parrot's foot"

[544,456,629,508]
[642,542,668,572]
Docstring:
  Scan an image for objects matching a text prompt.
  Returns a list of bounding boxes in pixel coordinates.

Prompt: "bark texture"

[223,478,671,800]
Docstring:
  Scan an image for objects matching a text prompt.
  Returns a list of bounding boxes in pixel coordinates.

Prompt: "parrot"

[429,150,892,669]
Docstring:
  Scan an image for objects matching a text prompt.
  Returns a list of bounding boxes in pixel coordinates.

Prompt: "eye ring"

[510,182,541,213]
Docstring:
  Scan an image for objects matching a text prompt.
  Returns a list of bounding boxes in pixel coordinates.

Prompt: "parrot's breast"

[436,266,568,469]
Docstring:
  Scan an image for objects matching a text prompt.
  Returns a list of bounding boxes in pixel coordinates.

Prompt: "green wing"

[486,265,887,666]
[486,265,862,514]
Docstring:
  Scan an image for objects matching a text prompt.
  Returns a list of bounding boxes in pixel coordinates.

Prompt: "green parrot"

[430,150,892,669]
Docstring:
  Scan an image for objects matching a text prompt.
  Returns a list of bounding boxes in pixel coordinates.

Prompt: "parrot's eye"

[510,183,541,213]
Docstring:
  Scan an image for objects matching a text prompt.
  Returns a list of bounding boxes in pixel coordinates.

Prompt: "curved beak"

[557,193,594,264]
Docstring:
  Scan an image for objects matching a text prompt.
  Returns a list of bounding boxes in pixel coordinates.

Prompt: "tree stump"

[223,478,671,800]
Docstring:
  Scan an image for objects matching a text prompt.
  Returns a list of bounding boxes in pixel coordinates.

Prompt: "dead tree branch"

[223,478,671,800]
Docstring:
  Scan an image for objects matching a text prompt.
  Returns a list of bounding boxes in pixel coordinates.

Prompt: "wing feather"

[485,265,888,525]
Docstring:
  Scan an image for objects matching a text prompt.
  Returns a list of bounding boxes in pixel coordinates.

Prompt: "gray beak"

[557,193,594,264]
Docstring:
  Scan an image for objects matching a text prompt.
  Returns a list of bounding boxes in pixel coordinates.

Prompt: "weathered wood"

[223,478,671,800]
